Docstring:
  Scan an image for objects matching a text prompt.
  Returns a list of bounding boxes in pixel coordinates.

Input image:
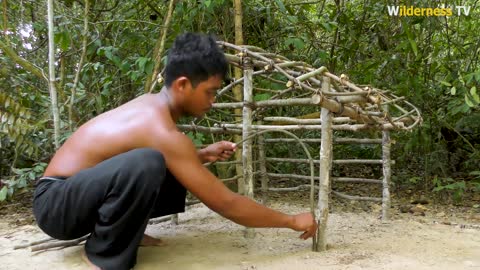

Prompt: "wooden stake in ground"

[242,57,255,239]
[382,129,392,220]
[257,120,269,204]
[315,77,333,251]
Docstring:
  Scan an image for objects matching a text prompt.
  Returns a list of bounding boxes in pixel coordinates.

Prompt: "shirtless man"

[33,33,317,270]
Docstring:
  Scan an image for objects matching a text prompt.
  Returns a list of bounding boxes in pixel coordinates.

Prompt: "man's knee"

[124,148,166,177]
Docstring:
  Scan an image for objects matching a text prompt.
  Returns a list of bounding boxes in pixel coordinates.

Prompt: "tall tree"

[47,0,60,149]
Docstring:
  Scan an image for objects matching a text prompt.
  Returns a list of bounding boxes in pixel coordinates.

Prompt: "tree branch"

[145,0,176,93]
[68,0,90,130]
[0,40,46,81]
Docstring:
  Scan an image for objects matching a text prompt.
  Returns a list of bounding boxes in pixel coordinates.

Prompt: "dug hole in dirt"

[0,191,479,270]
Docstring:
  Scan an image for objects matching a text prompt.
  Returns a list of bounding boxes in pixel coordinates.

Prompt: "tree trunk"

[0,40,46,81]
[233,0,244,194]
[47,0,60,149]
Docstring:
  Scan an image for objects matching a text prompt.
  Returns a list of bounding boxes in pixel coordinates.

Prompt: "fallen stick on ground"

[31,235,89,252]
[15,201,203,251]
[13,236,54,250]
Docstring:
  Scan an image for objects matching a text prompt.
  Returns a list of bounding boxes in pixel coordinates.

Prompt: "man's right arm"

[150,131,317,239]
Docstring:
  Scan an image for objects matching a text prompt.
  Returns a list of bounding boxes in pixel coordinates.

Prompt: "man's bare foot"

[82,250,101,270]
[140,234,166,246]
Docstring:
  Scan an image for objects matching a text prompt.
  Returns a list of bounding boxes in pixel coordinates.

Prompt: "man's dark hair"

[165,33,228,87]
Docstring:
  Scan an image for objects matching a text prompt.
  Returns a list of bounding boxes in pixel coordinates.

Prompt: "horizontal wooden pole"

[213,96,321,109]
[178,125,242,134]
[332,177,382,184]
[265,157,393,165]
[179,123,400,133]
[333,159,384,165]
[268,184,318,192]
[331,191,382,202]
[267,173,317,180]
[264,138,382,144]
[262,116,353,124]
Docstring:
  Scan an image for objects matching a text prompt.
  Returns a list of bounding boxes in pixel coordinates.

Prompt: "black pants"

[33,148,187,270]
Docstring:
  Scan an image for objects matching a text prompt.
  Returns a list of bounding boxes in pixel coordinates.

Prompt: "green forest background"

[0,0,479,202]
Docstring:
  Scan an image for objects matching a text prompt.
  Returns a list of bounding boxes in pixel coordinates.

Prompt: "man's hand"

[289,213,318,240]
[199,141,237,163]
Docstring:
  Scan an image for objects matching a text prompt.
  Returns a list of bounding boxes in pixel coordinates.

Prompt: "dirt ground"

[0,192,479,270]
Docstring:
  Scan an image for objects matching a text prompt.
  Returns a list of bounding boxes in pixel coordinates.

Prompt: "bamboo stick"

[315,76,333,252]
[331,191,382,202]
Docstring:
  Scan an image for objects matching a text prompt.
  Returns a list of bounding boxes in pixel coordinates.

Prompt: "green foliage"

[470,171,480,192]
[0,92,38,157]
[0,162,47,202]
[432,177,467,203]
[1,0,479,202]
[186,132,205,146]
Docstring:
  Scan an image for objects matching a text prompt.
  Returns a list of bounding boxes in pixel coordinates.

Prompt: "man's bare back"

[44,94,178,177]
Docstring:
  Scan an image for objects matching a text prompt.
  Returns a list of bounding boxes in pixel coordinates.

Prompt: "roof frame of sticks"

[179,41,422,251]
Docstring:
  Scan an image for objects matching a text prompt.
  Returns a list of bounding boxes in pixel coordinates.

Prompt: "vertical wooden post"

[242,57,255,238]
[257,120,269,204]
[381,129,391,220]
[315,77,333,251]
